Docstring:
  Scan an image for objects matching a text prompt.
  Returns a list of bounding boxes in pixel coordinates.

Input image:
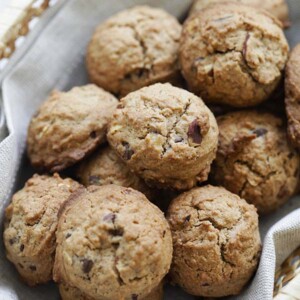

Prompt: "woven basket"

[0,1,299,299]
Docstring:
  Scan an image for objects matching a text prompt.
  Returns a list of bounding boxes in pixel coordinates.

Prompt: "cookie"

[27,84,118,172]
[180,3,289,107]
[285,44,300,149]
[76,145,154,200]
[53,185,172,300]
[107,83,219,190]
[167,185,261,297]
[189,0,290,27]
[3,174,80,286]
[59,281,164,300]
[212,111,299,214]
[86,6,181,97]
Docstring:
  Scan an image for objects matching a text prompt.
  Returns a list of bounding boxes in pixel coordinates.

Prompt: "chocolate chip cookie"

[76,145,153,200]
[285,44,300,149]
[86,6,181,97]
[107,83,219,190]
[189,0,290,27]
[3,174,80,286]
[27,84,118,172]
[180,3,289,107]
[53,185,172,300]
[59,281,164,300]
[212,111,299,214]
[167,185,261,297]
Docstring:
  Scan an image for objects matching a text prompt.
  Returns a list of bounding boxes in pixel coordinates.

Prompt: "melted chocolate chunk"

[253,128,267,137]
[90,131,97,139]
[20,244,24,252]
[108,228,124,237]
[188,119,202,144]
[185,215,191,222]
[29,265,36,271]
[89,175,101,185]
[132,294,138,300]
[103,213,116,223]
[9,238,16,245]
[122,142,134,160]
[65,233,72,239]
[81,259,94,273]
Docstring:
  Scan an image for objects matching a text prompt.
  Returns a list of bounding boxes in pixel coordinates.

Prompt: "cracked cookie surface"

[3,174,80,286]
[53,185,172,300]
[27,84,118,172]
[212,111,299,214]
[189,0,290,27]
[58,281,164,300]
[107,83,219,190]
[167,185,261,297]
[86,5,182,97]
[76,145,154,200]
[285,44,300,149]
[180,3,289,107]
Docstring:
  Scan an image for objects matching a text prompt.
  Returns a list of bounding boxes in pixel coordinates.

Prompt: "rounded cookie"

[53,185,172,300]
[167,185,261,297]
[3,174,80,286]
[59,281,164,300]
[107,83,219,190]
[76,145,154,200]
[86,6,181,97]
[212,111,299,214]
[27,84,118,172]
[180,3,289,107]
[189,0,289,27]
[285,44,300,149]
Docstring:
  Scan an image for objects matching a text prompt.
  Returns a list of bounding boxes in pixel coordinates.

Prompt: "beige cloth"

[0,0,300,299]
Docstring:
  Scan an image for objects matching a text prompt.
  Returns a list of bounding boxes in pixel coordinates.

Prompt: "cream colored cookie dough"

[27,84,118,172]
[3,174,80,286]
[167,185,261,297]
[107,83,219,190]
[86,5,181,96]
[180,3,289,107]
[189,0,290,27]
[54,185,172,300]
[212,111,299,214]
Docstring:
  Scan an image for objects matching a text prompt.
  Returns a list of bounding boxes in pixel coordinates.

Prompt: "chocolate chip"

[163,230,166,237]
[65,233,72,239]
[132,294,138,300]
[188,119,202,144]
[185,215,191,222]
[108,228,124,236]
[90,131,97,139]
[81,259,94,273]
[122,142,134,160]
[242,32,250,58]
[20,244,24,252]
[9,238,16,245]
[88,175,101,185]
[174,136,184,143]
[103,213,116,223]
[253,128,267,137]
[29,265,36,271]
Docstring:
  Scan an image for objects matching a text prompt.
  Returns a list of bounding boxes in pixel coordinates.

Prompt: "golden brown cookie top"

[285,44,300,149]
[180,2,289,107]
[54,185,172,300]
[27,84,118,172]
[167,185,261,297]
[107,83,218,190]
[76,145,154,200]
[3,174,80,286]
[213,110,299,214]
[86,5,182,96]
[189,0,289,26]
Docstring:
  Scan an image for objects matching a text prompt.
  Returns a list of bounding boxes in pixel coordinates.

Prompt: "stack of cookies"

[3,1,300,299]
